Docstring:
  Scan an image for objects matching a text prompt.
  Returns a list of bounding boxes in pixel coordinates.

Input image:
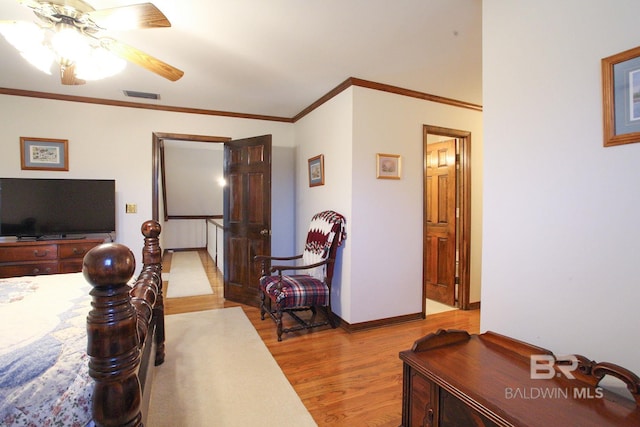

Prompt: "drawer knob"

[72,248,84,255]
[33,250,49,257]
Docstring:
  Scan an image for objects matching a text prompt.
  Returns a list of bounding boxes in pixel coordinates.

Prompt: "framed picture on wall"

[376,153,401,179]
[20,137,69,171]
[308,154,324,187]
[602,45,640,147]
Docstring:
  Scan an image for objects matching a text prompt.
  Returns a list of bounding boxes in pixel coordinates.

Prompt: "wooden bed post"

[84,220,164,427]
[84,243,141,427]
[139,220,165,365]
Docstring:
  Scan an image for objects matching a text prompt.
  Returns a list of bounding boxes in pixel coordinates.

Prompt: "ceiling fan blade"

[88,3,171,31]
[60,63,86,85]
[102,38,183,81]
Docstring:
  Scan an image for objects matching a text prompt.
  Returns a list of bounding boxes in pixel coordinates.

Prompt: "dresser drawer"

[59,259,84,274]
[0,262,59,278]
[0,245,58,262]
[0,238,104,278]
[409,369,437,427]
[59,242,100,259]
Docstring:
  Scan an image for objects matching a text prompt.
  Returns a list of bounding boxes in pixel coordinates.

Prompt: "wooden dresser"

[400,329,640,427]
[0,238,104,278]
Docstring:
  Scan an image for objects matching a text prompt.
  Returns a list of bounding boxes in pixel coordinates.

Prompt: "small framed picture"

[376,153,401,179]
[20,137,69,171]
[308,154,325,187]
[602,45,640,147]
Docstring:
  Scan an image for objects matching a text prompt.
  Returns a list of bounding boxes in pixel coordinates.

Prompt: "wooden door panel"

[229,174,243,221]
[224,135,271,306]
[226,235,267,301]
[248,145,264,163]
[227,236,248,286]
[425,139,456,306]
[437,175,449,223]
[248,173,264,223]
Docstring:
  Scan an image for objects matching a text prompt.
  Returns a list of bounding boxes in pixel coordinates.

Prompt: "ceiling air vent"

[123,90,160,100]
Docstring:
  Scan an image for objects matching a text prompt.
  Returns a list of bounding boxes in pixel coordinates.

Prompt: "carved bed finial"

[141,220,162,266]
[83,243,136,285]
[141,220,161,238]
[85,243,141,427]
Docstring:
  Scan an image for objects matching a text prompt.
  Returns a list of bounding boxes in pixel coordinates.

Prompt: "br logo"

[530,355,578,380]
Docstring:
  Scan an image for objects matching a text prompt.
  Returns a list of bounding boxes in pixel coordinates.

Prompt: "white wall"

[294,86,483,324]
[0,95,295,272]
[162,141,223,250]
[294,89,354,319]
[2,84,484,327]
[350,88,483,323]
[164,142,224,217]
[482,0,640,375]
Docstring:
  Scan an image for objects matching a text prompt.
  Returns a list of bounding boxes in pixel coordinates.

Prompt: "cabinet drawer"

[0,262,59,277]
[410,370,436,427]
[59,242,100,259]
[0,245,58,262]
[59,259,84,274]
[440,388,499,427]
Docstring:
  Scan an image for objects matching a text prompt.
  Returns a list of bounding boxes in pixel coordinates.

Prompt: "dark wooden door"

[223,135,271,306]
[424,139,457,306]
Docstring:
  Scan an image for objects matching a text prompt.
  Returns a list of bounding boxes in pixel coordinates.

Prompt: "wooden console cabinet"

[400,329,640,427]
[0,238,104,278]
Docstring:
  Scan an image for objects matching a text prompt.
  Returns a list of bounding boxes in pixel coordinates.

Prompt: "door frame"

[152,132,230,222]
[423,125,472,312]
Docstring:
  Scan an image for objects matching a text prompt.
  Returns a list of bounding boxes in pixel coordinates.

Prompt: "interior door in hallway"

[424,139,457,306]
[223,135,271,307]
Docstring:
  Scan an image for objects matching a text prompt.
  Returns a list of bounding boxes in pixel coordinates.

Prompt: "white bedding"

[0,273,94,426]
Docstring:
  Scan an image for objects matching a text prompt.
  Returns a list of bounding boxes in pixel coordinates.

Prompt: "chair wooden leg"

[276,305,284,342]
[260,289,266,320]
[325,306,338,328]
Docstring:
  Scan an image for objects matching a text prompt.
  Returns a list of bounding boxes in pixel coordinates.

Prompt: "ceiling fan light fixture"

[0,21,54,74]
[3,1,182,84]
[0,20,42,51]
[51,24,91,62]
[1,20,126,81]
[20,46,55,74]
[75,46,126,80]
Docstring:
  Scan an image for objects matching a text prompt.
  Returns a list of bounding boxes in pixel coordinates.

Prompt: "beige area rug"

[164,251,213,298]
[147,307,317,427]
[426,298,459,315]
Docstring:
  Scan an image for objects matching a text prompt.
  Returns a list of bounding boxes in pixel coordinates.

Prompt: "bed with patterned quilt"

[0,220,164,427]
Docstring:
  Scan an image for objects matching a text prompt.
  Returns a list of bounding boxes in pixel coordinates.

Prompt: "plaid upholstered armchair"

[254,210,346,341]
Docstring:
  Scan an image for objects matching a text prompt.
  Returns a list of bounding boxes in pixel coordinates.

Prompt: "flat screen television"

[0,178,116,239]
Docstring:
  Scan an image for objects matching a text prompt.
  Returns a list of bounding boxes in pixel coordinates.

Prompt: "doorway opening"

[152,132,230,221]
[152,132,230,274]
[423,125,472,314]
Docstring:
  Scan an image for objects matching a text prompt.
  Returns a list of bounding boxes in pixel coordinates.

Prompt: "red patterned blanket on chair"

[303,211,346,280]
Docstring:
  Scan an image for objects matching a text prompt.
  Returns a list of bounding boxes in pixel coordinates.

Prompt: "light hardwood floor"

[163,250,480,427]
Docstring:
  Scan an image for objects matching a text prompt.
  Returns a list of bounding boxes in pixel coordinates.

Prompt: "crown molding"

[0,87,292,123]
[0,78,482,123]
[293,77,482,122]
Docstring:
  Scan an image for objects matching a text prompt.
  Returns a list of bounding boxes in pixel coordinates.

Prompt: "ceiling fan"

[0,0,184,85]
